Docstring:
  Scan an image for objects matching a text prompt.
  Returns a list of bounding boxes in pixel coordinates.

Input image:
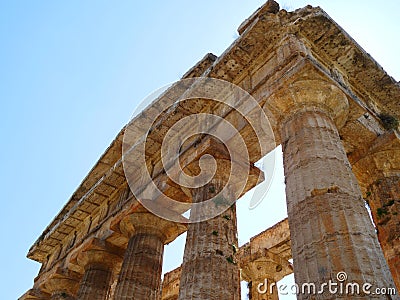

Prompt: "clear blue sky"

[1,1,399,299]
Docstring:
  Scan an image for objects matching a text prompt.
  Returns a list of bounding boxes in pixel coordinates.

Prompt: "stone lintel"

[249,218,290,254]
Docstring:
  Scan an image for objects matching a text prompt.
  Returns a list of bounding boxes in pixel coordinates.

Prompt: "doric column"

[178,177,240,300]
[178,148,250,300]
[75,238,123,300]
[42,268,80,300]
[268,79,397,298]
[113,211,186,300]
[177,137,262,300]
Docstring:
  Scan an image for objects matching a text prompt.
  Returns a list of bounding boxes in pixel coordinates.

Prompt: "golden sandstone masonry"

[21,1,399,299]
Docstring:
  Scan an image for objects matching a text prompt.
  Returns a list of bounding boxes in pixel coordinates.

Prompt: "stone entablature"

[28,1,399,268]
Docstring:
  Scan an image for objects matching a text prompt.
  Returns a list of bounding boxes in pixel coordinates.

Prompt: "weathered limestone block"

[41,268,80,300]
[113,212,186,300]
[18,289,50,300]
[273,79,398,299]
[75,238,123,300]
[161,266,182,300]
[248,218,291,261]
[238,0,280,35]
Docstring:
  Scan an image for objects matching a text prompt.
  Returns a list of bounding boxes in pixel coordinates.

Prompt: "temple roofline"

[28,1,400,262]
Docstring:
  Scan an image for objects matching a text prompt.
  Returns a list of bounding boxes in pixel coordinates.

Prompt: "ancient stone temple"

[21,1,399,299]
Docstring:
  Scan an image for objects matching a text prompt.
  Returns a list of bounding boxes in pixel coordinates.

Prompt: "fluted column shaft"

[178,179,240,300]
[77,264,112,300]
[114,233,164,299]
[281,109,396,299]
[113,211,185,300]
[75,240,122,300]
[368,176,400,290]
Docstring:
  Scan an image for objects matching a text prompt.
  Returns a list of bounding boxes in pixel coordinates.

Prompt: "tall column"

[113,211,186,300]
[43,269,80,300]
[367,175,400,290]
[178,158,241,300]
[75,238,122,300]
[268,79,397,298]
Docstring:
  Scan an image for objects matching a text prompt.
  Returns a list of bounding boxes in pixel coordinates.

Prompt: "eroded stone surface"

[114,213,186,300]
[178,178,241,300]
[74,238,123,300]
[22,0,400,299]
[368,176,400,290]
[281,109,396,298]
[161,267,181,300]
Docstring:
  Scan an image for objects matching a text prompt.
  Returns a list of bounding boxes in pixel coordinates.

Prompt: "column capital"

[239,245,293,282]
[19,288,50,300]
[73,238,123,272]
[179,137,264,200]
[265,79,349,131]
[41,267,80,298]
[119,211,186,244]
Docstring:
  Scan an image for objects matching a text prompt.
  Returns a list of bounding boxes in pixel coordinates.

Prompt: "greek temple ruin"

[21,1,399,299]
